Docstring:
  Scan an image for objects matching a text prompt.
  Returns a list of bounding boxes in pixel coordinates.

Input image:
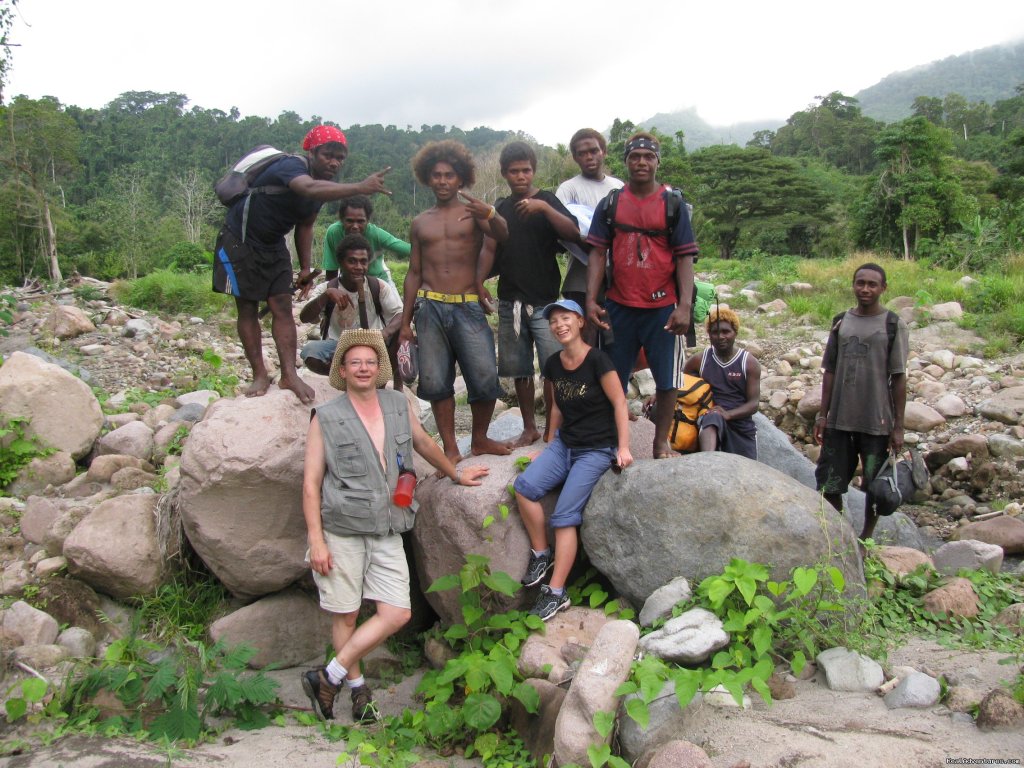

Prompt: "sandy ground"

[1,639,1021,768]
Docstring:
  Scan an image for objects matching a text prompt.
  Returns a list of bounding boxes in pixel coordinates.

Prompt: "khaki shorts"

[309,531,410,613]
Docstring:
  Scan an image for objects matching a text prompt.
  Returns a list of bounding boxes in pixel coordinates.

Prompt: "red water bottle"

[393,471,416,507]
[393,452,416,507]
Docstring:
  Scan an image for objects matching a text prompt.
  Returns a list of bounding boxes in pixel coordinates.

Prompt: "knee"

[386,607,412,632]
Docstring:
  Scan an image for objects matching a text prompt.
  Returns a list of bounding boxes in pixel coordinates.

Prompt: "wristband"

[453,469,462,485]
[815,415,826,423]
[486,206,496,220]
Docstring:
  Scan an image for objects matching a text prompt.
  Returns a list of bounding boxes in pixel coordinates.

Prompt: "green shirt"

[322,221,410,286]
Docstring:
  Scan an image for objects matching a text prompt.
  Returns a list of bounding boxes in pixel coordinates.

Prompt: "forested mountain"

[634,107,782,151]
[856,41,1024,123]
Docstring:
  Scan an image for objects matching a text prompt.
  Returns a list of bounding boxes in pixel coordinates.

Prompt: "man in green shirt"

[322,195,409,286]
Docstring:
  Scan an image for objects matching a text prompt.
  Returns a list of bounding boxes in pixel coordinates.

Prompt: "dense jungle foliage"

[1,81,1023,296]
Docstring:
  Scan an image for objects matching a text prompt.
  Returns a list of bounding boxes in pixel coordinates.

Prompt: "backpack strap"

[823,311,846,372]
[366,276,384,323]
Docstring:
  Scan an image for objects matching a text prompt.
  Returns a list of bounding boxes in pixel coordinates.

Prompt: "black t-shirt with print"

[543,347,617,448]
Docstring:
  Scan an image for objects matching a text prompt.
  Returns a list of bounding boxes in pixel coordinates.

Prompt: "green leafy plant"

[4,678,52,723]
[62,629,279,744]
[418,555,541,751]
[0,413,54,492]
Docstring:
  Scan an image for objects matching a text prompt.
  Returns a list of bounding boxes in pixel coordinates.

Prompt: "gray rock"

[0,351,103,460]
[171,403,207,424]
[8,451,76,497]
[929,302,963,321]
[0,561,32,596]
[884,671,940,708]
[932,394,968,418]
[13,643,68,669]
[3,600,59,645]
[754,413,924,549]
[57,626,97,658]
[635,739,713,768]
[932,540,1004,575]
[582,452,864,610]
[175,390,220,408]
[638,608,729,664]
[210,590,334,669]
[904,401,945,432]
[94,420,155,462]
[639,576,692,627]
[816,646,884,691]
[179,383,336,598]
[978,386,1024,425]
[554,621,639,768]
[123,318,155,338]
[618,681,704,764]
[988,434,1024,458]
[34,556,67,579]
[86,455,154,484]
[517,607,611,684]
[63,494,165,599]
[21,496,62,546]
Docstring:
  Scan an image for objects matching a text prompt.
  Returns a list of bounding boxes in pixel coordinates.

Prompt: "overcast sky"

[6,0,1024,146]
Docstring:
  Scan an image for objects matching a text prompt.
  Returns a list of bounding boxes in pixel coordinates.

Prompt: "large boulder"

[978,386,1024,425]
[42,305,95,339]
[553,620,639,768]
[209,589,333,668]
[582,452,864,609]
[0,351,103,459]
[411,449,537,624]
[94,421,155,462]
[754,413,924,549]
[178,382,335,598]
[953,516,1024,555]
[63,493,165,599]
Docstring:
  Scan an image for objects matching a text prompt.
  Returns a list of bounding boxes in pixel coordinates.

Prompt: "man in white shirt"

[299,233,403,384]
[555,129,624,343]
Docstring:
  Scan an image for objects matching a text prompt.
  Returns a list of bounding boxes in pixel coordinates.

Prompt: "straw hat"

[328,329,393,390]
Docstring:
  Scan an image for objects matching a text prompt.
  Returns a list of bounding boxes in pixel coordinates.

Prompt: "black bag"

[868,449,929,516]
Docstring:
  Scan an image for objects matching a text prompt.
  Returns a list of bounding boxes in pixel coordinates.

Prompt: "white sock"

[345,675,366,690]
[325,659,347,685]
[531,548,551,558]
[549,586,566,596]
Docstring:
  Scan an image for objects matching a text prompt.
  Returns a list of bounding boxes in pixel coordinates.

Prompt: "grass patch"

[702,252,1024,351]
[111,270,231,318]
[136,559,228,642]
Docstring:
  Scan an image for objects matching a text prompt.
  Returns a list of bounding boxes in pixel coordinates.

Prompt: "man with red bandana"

[213,125,391,404]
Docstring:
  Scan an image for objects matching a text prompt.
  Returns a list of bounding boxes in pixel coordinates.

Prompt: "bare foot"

[653,441,677,459]
[279,374,316,405]
[244,374,273,398]
[511,428,542,448]
[471,437,513,457]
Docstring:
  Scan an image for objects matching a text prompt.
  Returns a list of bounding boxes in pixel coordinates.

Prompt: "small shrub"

[111,270,230,318]
[166,241,211,273]
[0,414,53,493]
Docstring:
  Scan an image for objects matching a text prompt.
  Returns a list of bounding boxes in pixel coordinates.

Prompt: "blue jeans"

[497,300,561,378]
[413,298,501,403]
[513,435,616,527]
[300,339,336,368]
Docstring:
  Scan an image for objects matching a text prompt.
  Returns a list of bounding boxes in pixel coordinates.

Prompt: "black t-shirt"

[495,190,576,305]
[544,347,618,449]
[225,156,323,251]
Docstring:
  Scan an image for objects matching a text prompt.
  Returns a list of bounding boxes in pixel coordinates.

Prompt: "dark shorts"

[604,301,686,392]
[697,411,757,460]
[413,298,502,404]
[212,226,292,301]
[815,429,889,496]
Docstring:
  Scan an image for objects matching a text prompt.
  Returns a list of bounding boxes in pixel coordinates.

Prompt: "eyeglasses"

[345,359,380,368]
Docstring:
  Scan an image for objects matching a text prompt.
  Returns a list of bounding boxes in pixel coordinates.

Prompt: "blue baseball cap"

[542,299,584,319]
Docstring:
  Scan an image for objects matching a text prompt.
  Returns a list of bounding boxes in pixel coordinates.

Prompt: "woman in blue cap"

[513,298,633,620]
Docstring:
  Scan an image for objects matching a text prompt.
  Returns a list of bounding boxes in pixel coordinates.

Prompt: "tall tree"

[862,116,965,259]
[0,96,81,281]
[689,146,829,259]
[0,0,17,102]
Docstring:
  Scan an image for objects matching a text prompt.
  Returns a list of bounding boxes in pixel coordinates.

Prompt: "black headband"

[624,137,660,161]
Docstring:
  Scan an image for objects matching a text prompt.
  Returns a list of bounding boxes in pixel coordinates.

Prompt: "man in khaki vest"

[300,329,487,722]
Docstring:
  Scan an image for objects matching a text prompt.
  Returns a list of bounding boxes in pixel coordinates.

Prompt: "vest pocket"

[323,487,378,534]
[334,441,368,477]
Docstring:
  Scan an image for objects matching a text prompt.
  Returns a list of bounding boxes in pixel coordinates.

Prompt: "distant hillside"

[856,41,1024,123]
[637,107,783,150]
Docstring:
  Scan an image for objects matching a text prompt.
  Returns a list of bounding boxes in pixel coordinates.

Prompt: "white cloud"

[8,0,1024,146]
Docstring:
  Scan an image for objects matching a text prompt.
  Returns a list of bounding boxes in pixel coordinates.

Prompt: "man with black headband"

[213,125,392,404]
[585,131,699,459]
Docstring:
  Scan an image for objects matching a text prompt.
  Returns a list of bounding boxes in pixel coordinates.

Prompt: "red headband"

[303,125,348,151]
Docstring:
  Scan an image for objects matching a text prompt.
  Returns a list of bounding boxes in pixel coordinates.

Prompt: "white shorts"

[308,531,410,613]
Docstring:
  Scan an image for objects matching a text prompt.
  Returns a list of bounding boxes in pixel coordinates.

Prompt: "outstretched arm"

[288,167,392,201]
[408,408,488,485]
